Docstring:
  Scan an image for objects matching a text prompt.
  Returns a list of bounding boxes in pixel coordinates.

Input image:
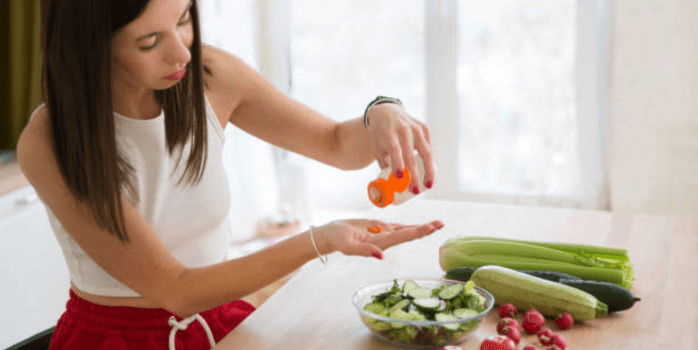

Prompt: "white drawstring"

[168,314,216,350]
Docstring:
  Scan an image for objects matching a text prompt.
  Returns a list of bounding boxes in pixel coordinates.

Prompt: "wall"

[0,186,70,348]
[609,0,698,215]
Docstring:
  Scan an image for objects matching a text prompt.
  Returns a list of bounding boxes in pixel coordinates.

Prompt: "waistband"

[65,289,191,331]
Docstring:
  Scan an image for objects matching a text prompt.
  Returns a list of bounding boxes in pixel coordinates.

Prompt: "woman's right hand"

[313,219,444,260]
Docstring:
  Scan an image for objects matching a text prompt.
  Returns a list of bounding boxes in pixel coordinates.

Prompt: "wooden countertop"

[214,198,698,349]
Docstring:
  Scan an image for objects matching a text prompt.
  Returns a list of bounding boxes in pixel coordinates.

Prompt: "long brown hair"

[40,0,208,242]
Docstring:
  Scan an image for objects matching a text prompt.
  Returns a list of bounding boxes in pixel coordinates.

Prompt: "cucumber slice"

[407,309,427,321]
[363,302,387,316]
[402,280,420,293]
[435,313,461,331]
[388,309,412,329]
[388,299,411,314]
[438,284,464,300]
[407,287,433,299]
[413,298,441,310]
[453,308,478,319]
[464,280,475,292]
[368,320,392,332]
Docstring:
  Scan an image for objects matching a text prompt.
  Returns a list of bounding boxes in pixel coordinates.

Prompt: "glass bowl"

[352,277,494,349]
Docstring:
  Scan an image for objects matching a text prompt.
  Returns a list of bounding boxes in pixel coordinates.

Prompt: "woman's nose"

[167,35,191,66]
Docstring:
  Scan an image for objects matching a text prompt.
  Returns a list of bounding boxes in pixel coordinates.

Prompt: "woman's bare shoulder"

[16,105,52,171]
[15,105,59,202]
[201,45,251,125]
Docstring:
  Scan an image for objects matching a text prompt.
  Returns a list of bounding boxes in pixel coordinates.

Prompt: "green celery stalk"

[440,251,627,286]
[441,240,599,266]
[450,236,629,263]
[439,236,635,289]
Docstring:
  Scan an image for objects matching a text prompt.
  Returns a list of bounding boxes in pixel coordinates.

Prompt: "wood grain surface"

[214,199,698,350]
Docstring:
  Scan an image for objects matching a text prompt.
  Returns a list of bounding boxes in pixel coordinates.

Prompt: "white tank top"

[39,97,231,297]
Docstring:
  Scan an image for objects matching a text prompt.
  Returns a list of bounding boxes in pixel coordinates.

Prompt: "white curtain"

[199,0,616,232]
[199,0,281,242]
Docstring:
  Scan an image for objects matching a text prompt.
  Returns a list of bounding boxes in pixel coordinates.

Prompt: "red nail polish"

[372,252,383,260]
[396,170,403,179]
[412,186,420,195]
[425,181,433,189]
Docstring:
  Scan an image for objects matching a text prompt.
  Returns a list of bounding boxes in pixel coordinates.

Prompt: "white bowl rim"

[352,277,495,326]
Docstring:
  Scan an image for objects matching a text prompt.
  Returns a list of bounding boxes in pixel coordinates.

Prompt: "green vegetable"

[558,278,641,313]
[446,267,582,283]
[439,236,635,289]
[361,279,489,347]
[470,265,607,321]
[413,298,442,310]
[438,283,464,300]
[407,287,434,299]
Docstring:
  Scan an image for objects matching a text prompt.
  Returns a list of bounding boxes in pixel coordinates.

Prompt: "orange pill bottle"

[367,154,428,208]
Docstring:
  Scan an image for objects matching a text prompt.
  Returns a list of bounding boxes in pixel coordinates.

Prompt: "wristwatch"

[363,96,403,129]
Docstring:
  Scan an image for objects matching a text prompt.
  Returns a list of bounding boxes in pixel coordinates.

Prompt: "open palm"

[318,219,445,259]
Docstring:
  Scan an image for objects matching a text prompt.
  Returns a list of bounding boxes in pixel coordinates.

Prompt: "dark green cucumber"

[558,278,640,312]
[446,267,582,283]
[445,267,478,281]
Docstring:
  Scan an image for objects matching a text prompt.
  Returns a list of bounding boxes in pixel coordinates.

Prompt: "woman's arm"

[16,109,442,318]
[203,46,436,191]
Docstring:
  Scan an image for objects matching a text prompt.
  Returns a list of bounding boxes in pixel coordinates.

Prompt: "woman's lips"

[166,67,187,80]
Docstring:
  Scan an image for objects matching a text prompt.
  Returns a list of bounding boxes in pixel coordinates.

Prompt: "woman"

[17,0,443,349]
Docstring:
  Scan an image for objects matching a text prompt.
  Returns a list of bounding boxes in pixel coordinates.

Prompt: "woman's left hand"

[317,219,445,260]
[366,102,436,194]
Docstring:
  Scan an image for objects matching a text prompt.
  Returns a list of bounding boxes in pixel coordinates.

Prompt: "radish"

[480,335,516,350]
[522,309,545,334]
[498,303,517,318]
[537,328,553,345]
[550,334,567,349]
[554,313,574,330]
[497,317,520,334]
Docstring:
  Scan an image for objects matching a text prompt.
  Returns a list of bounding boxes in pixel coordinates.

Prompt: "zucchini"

[558,278,640,312]
[446,266,582,283]
[470,265,607,321]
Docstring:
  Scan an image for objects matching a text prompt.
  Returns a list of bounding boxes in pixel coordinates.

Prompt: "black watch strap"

[363,96,402,129]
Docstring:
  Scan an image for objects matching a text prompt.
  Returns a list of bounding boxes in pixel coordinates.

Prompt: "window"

[199,0,610,231]
[289,0,609,210]
[289,0,427,210]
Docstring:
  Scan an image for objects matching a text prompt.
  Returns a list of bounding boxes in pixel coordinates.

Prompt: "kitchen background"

[2,0,697,348]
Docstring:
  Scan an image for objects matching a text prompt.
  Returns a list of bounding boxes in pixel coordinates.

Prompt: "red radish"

[480,335,516,350]
[544,346,561,350]
[498,303,517,318]
[522,309,545,334]
[537,328,553,345]
[500,326,521,345]
[497,317,520,334]
[550,334,567,349]
[523,346,540,350]
[554,313,574,330]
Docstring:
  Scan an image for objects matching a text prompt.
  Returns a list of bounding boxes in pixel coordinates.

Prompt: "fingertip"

[371,251,384,260]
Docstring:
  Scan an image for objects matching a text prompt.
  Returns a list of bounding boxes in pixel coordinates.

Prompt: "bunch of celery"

[439,236,635,289]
